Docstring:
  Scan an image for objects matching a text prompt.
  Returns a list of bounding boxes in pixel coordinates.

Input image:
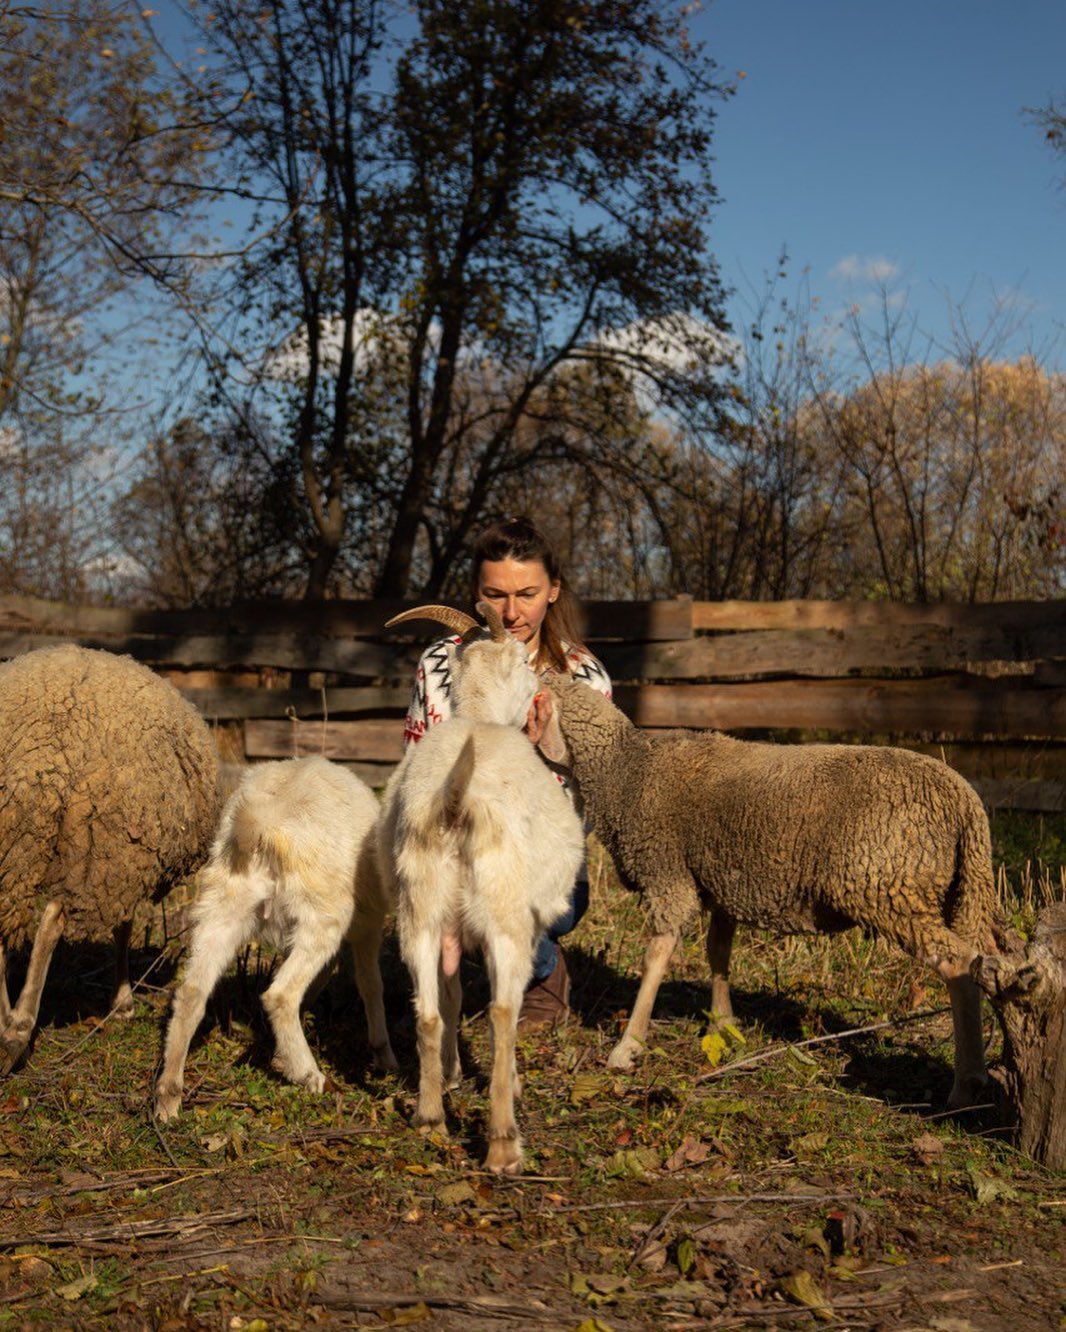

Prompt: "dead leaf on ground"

[664,1135,713,1171]
[912,1132,945,1165]
[779,1269,833,1322]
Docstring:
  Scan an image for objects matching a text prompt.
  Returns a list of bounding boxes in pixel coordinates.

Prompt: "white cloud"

[594,312,739,378]
[264,308,416,384]
[831,254,900,285]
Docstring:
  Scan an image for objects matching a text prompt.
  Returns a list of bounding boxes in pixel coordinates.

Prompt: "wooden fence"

[2,593,1065,811]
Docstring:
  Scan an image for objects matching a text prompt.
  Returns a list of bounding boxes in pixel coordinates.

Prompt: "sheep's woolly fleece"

[0,645,220,948]
[549,678,997,961]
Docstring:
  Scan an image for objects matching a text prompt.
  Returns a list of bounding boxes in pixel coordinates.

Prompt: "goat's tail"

[228,790,300,875]
[438,733,476,830]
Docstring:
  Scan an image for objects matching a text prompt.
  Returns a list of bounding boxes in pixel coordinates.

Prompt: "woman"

[402,516,612,1027]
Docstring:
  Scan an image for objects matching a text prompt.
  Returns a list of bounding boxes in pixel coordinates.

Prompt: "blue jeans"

[531,877,589,982]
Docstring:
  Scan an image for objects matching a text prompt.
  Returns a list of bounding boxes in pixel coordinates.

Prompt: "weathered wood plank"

[600,621,1066,680]
[181,686,409,720]
[692,599,1066,632]
[0,633,420,676]
[0,594,694,643]
[611,679,1066,738]
[244,718,404,762]
[968,779,1066,813]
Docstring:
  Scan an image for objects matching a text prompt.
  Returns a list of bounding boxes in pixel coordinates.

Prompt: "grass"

[0,813,1062,1328]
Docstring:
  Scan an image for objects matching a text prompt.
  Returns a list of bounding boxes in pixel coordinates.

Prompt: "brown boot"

[518,947,571,1030]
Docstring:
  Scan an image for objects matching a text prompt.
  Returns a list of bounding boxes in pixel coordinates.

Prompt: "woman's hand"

[524,690,553,745]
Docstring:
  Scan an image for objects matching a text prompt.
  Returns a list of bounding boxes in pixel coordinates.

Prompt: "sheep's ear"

[538,704,568,765]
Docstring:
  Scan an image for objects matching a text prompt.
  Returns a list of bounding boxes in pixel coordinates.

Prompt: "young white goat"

[154,756,395,1121]
[378,602,584,1175]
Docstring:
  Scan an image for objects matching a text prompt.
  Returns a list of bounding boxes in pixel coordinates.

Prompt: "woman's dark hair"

[469,517,589,673]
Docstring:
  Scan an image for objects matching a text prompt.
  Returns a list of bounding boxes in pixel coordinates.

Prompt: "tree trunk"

[973,903,1066,1169]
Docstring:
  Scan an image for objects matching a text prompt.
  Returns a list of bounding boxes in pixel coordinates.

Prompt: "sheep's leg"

[909,918,988,1109]
[112,919,135,1019]
[0,901,65,1076]
[607,931,678,1072]
[0,941,11,1029]
[440,967,463,1091]
[348,906,398,1073]
[483,934,526,1175]
[262,936,337,1093]
[408,931,447,1132]
[942,965,989,1110]
[705,910,736,1018]
[154,909,255,1122]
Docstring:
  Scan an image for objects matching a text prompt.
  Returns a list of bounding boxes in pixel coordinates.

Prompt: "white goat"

[154,755,395,1121]
[378,602,584,1175]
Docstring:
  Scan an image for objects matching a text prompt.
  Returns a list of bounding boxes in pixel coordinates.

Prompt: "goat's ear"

[538,703,568,765]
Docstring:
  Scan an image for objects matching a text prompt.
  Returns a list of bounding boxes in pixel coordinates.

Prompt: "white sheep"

[378,602,585,1174]
[540,677,1000,1109]
[154,755,395,1121]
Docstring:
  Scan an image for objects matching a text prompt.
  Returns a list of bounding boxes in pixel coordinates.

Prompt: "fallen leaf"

[779,1270,832,1322]
[573,1319,615,1332]
[380,1304,431,1325]
[912,1132,945,1166]
[675,1235,696,1275]
[570,1073,609,1106]
[436,1180,477,1207]
[55,1273,98,1302]
[664,1135,712,1171]
[793,1131,829,1155]
[967,1171,1018,1205]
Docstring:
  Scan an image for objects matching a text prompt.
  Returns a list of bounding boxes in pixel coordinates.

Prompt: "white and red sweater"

[403,634,612,750]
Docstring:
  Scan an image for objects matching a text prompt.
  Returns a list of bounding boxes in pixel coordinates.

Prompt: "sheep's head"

[385,601,538,728]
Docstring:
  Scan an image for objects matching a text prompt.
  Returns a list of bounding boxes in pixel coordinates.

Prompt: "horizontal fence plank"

[611,679,1066,738]
[0,633,418,677]
[245,718,404,762]
[692,599,1066,633]
[181,686,409,720]
[0,594,694,643]
[600,621,1066,681]
[968,778,1066,813]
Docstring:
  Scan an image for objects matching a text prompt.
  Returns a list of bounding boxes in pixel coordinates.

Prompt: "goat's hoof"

[415,1116,448,1139]
[153,1089,181,1123]
[485,1134,523,1176]
[606,1041,638,1072]
[296,1069,327,1094]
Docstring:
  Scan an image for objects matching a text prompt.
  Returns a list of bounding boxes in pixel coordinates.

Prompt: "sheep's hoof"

[295,1068,327,1094]
[415,1116,448,1139]
[0,1025,31,1077]
[485,1134,523,1176]
[947,1070,990,1111]
[111,985,135,1020]
[371,1042,400,1074]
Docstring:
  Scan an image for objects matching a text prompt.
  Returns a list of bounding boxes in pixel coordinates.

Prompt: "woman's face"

[476,557,560,650]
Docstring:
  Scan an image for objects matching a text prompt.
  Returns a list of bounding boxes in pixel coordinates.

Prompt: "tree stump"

[972,902,1066,1170]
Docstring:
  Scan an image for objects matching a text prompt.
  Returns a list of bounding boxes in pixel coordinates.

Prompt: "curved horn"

[475,600,508,643]
[384,605,480,636]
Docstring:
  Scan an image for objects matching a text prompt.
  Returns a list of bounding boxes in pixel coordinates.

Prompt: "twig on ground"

[0,1206,256,1250]
[150,1114,180,1169]
[628,1197,685,1269]
[695,1007,951,1084]
[548,1190,857,1214]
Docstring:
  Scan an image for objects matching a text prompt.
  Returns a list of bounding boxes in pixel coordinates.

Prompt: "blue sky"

[696,0,1066,363]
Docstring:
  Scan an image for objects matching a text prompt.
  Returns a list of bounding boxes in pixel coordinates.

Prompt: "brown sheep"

[540,677,999,1108]
[0,644,219,1073]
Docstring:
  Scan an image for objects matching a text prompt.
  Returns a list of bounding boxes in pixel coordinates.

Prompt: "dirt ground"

[0,871,1063,1331]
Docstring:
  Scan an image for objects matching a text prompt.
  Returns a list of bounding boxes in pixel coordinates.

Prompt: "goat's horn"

[384,605,480,636]
[474,600,508,643]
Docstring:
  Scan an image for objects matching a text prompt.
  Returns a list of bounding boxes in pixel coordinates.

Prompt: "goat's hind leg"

[0,901,65,1076]
[154,904,255,1121]
[262,931,341,1093]
[348,902,398,1072]
[483,933,527,1176]
[407,930,448,1132]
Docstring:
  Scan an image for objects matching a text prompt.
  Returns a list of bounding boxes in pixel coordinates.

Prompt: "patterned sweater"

[403,633,612,749]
